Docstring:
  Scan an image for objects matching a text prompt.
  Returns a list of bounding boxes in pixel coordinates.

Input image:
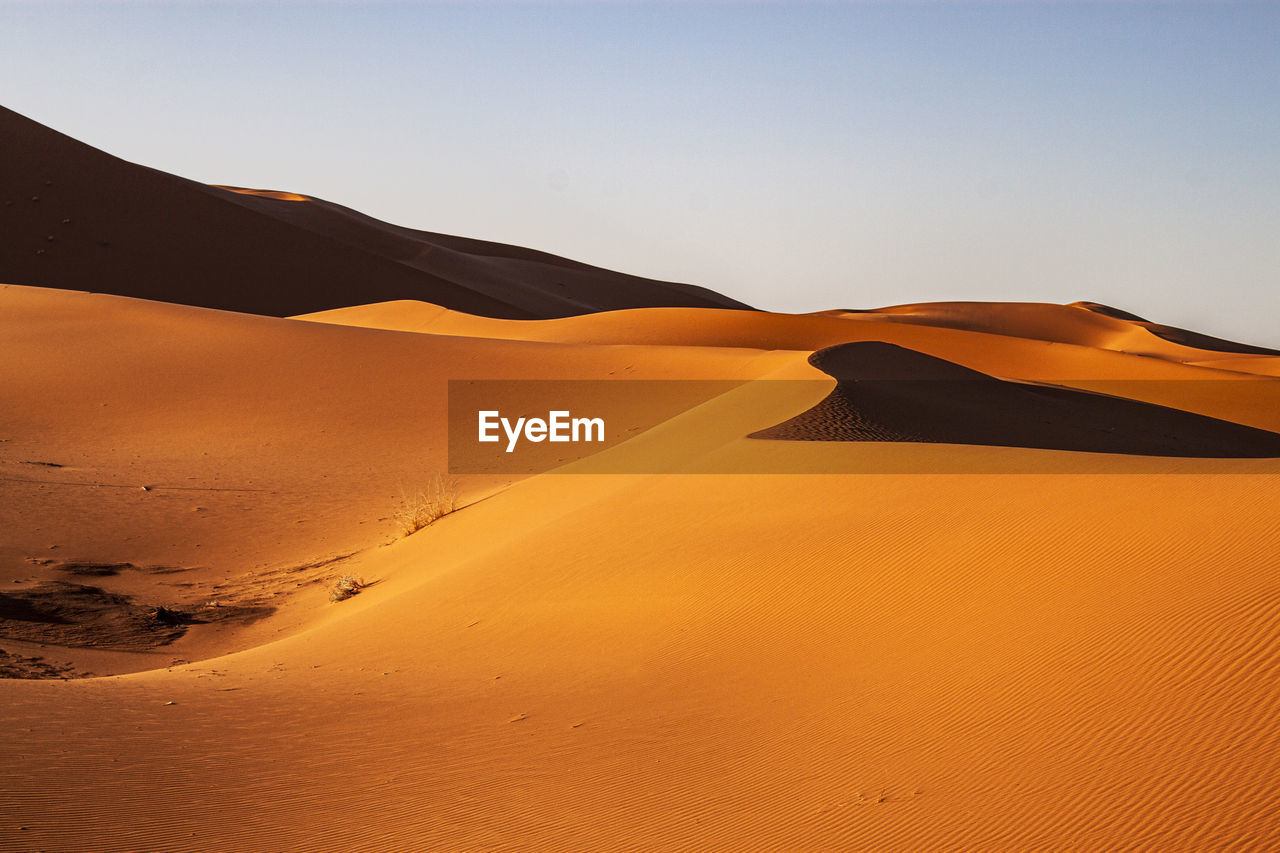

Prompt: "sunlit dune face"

[212,185,311,202]
[7,283,1280,851]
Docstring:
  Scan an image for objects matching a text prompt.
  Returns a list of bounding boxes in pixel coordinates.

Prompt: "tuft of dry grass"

[394,474,458,537]
[328,574,366,603]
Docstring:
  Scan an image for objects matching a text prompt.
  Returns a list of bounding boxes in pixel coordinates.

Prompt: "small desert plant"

[329,574,366,603]
[394,474,458,537]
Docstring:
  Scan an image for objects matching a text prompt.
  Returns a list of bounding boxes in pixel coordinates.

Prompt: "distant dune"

[0,107,750,318]
[1074,301,1280,356]
[833,299,1280,362]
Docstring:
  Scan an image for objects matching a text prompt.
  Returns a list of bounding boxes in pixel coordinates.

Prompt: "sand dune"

[0,107,748,319]
[0,284,782,677]
[753,341,1280,457]
[5,281,1280,851]
[305,295,1280,370]
[1189,355,1280,377]
[5,114,1280,850]
[303,299,1280,437]
[1075,300,1280,356]
[836,299,1280,365]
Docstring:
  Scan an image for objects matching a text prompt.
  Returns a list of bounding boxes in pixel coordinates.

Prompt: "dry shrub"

[329,574,365,603]
[395,474,458,537]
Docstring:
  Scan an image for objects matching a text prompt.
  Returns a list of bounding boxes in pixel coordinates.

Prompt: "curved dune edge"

[750,341,1280,458]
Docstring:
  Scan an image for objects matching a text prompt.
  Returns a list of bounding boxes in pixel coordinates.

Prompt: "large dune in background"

[4,279,1280,850]
[0,107,748,319]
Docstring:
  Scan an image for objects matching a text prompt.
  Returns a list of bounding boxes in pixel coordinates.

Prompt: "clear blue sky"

[2,1,1277,345]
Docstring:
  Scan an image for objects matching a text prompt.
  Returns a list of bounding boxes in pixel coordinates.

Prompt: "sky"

[2,1,1278,345]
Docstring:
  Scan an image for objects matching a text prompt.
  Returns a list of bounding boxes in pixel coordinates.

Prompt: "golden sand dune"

[1189,355,1280,378]
[304,298,1280,435]
[0,284,783,676]
[0,107,748,319]
[3,106,1280,849]
[753,341,1280,457]
[3,277,1280,851]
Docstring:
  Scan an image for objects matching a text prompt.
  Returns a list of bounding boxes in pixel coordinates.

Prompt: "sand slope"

[4,455,1280,850]
[0,284,782,676]
[0,107,749,319]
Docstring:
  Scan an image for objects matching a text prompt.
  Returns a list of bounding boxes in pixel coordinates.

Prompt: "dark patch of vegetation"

[0,583,274,653]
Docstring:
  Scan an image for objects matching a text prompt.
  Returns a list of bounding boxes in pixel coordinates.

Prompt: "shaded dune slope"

[0,107,748,318]
[753,341,1280,457]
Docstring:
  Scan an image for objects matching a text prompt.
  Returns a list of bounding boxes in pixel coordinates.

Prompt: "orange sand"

[4,108,1280,851]
[4,281,1280,850]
